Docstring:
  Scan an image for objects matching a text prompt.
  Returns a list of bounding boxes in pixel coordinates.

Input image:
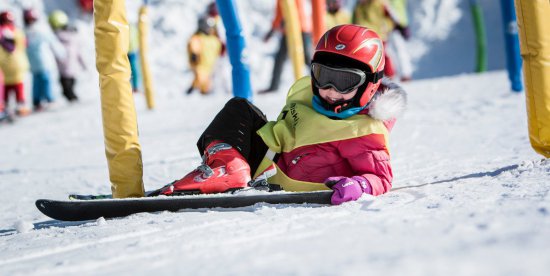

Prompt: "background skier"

[352,0,396,79]
[186,16,223,95]
[128,23,140,93]
[24,8,65,111]
[50,10,86,102]
[0,67,5,120]
[387,0,412,81]
[0,11,30,116]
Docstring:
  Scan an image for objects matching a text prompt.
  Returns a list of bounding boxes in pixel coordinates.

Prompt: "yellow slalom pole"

[138,5,156,110]
[515,0,550,157]
[94,0,145,198]
[280,0,305,80]
[311,0,326,46]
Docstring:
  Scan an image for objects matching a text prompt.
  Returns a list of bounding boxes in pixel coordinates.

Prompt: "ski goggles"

[311,62,383,94]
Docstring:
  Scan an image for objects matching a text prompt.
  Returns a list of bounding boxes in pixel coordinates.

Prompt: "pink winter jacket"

[276,121,393,196]
[275,79,405,196]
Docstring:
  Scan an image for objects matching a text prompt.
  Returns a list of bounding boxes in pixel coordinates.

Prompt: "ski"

[36,191,333,221]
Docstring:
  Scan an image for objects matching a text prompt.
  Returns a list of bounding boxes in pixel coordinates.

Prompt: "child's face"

[318,87,358,104]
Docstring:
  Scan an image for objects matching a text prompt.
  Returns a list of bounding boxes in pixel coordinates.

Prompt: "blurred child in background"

[0,67,6,121]
[128,23,141,93]
[186,16,222,95]
[203,2,233,95]
[325,0,351,30]
[50,10,86,102]
[24,8,65,111]
[352,0,395,79]
[0,11,30,116]
[387,0,412,81]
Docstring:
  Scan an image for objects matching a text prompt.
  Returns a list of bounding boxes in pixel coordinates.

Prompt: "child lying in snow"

[158,24,407,205]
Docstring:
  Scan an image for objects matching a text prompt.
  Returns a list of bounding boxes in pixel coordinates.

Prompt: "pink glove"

[325,176,372,205]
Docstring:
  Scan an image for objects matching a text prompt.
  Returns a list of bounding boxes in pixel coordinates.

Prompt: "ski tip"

[35,199,86,221]
[35,199,52,212]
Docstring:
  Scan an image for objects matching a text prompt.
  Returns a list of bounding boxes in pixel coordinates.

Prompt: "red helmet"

[23,9,39,26]
[312,24,385,110]
[0,11,14,26]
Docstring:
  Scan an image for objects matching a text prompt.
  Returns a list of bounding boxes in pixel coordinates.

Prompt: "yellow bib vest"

[325,10,352,30]
[188,33,222,75]
[0,29,30,85]
[352,1,395,41]
[255,77,390,191]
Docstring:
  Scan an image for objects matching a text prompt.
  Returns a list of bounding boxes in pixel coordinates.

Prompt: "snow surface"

[1,0,549,275]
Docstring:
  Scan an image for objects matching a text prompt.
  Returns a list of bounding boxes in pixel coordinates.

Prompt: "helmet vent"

[335,44,346,50]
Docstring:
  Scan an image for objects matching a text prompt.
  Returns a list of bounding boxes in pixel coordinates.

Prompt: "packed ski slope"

[1,0,550,275]
[1,70,549,275]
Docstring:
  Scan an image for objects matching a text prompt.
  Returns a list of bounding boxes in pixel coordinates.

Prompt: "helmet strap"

[353,70,383,107]
[312,96,367,119]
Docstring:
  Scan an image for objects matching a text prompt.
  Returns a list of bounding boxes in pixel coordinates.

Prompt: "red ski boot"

[160,142,251,195]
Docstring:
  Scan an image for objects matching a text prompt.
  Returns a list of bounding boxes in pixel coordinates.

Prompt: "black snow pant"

[267,32,313,91]
[60,77,78,102]
[197,98,269,174]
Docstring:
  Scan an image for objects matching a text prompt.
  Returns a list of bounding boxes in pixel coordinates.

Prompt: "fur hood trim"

[368,78,407,121]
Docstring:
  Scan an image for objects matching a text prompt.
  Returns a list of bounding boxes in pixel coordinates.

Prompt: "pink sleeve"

[362,169,392,196]
[339,135,393,196]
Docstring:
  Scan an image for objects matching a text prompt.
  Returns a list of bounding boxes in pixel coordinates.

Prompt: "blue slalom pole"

[216,0,253,101]
[500,0,523,92]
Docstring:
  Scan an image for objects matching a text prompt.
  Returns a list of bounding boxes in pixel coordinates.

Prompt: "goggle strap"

[371,71,384,83]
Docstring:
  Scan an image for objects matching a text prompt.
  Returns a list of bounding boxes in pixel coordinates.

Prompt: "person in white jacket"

[24,9,65,111]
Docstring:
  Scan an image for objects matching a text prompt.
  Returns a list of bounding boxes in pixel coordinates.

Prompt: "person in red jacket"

[156,25,407,205]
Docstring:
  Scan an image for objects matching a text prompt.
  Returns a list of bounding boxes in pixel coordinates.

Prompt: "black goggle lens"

[311,63,367,94]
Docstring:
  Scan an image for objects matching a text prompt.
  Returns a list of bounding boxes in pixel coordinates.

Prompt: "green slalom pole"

[470,0,487,72]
